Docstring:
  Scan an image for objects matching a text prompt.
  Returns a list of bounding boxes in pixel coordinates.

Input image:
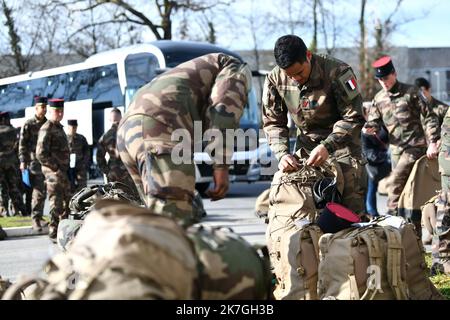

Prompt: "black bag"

[313,177,343,209]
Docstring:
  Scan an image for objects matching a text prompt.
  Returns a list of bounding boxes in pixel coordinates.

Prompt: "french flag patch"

[346,77,357,91]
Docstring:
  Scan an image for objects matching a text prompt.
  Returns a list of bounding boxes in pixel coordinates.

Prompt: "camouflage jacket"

[431,97,449,128]
[96,123,122,174]
[0,124,19,167]
[36,120,70,173]
[441,108,450,158]
[262,54,365,161]
[123,53,251,166]
[369,81,440,154]
[68,133,90,170]
[19,115,47,165]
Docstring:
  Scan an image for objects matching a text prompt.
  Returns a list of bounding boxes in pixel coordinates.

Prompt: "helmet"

[313,177,342,209]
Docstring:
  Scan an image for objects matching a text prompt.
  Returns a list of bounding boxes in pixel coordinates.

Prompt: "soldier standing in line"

[36,99,71,241]
[96,108,138,196]
[67,119,90,194]
[262,35,366,214]
[19,96,48,231]
[0,112,27,217]
[365,56,440,226]
[117,53,252,226]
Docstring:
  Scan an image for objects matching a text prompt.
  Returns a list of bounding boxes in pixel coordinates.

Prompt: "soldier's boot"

[32,219,42,232]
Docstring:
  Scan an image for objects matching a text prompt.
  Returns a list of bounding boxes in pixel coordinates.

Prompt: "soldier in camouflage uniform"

[366,57,440,226]
[67,119,90,194]
[262,35,366,214]
[117,53,252,226]
[431,108,450,275]
[0,112,27,217]
[415,77,449,130]
[36,99,71,240]
[19,96,48,230]
[96,109,138,197]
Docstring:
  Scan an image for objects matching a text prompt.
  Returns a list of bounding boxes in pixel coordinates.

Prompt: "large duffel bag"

[4,200,271,300]
[266,150,344,300]
[271,222,323,300]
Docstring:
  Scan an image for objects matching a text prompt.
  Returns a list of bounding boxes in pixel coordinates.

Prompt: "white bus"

[0,41,262,192]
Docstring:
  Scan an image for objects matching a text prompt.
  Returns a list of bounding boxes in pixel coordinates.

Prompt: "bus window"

[88,65,122,107]
[44,74,66,99]
[29,77,47,98]
[0,81,33,117]
[124,53,159,107]
[66,69,90,101]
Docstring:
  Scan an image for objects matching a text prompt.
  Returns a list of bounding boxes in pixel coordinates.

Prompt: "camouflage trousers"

[29,161,46,220]
[332,149,367,214]
[117,114,196,227]
[42,167,71,227]
[68,167,87,195]
[439,136,450,192]
[0,165,27,216]
[388,147,426,216]
[431,190,450,274]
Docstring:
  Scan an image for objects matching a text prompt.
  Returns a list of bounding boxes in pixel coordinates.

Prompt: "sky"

[217,0,450,51]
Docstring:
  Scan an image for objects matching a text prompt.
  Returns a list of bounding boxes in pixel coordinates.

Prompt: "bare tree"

[50,0,230,41]
[1,0,33,73]
[310,0,319,53]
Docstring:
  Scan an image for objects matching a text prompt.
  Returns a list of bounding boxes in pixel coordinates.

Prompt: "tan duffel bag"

[318,216,443,300]
[266,149,344,300]
[271,222,323,300]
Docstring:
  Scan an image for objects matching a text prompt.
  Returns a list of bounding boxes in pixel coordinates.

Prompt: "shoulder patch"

[337,69,360,101]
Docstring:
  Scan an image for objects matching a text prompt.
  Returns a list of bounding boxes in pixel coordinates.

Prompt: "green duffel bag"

[187,224,272,300]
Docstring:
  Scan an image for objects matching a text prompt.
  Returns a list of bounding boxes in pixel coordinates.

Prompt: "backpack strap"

[382,226,409,300]
[359,228,384,300]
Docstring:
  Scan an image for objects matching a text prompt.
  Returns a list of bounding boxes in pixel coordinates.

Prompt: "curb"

[2,226,48,238]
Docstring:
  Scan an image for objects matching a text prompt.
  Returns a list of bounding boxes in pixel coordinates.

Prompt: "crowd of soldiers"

[0,97,136,241]
[0,34,449,283]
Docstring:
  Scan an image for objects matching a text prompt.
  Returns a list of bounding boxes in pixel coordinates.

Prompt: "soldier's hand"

[306,144,329,167]
[19,162,27,172]
[426,142,439,160]
[278,154,301,173]
[206,167,229,201]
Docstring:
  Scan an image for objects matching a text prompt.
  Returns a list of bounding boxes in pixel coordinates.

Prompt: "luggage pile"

[266,150,444,300]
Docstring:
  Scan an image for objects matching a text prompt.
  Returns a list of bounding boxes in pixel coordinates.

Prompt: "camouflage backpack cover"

[186,224,272,300]
[421,190,450,275]
[266,149,344,300]
[318,216,443,300]
[7,199,199,300]
[5,200,271,300]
